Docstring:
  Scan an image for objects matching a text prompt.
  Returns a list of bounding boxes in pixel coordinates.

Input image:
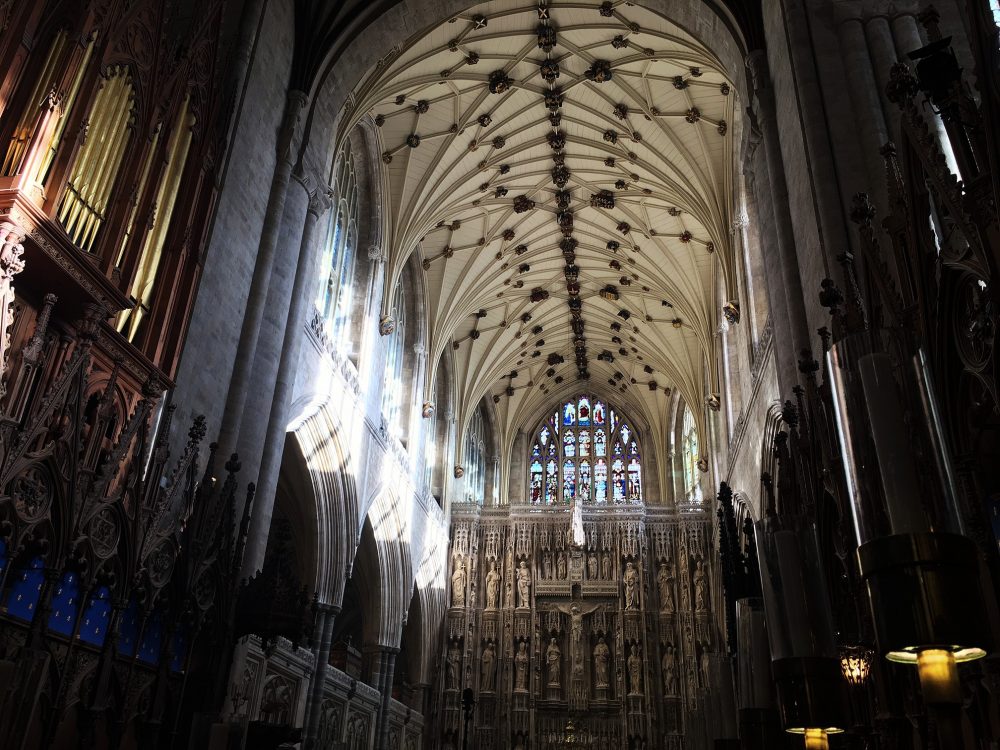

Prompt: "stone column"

[241,180,331,577]
[214,90,308,464]
[302,603,340,749]
[362,645,399,750]
[836,9,891,208]
[358,244,387,403]
[375,650,398,750]
[408,343,427,467]
[745,51,812,390]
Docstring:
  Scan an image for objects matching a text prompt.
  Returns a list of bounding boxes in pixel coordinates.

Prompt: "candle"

[858,352,926,535]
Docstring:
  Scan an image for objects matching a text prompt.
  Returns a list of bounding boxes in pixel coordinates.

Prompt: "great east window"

[528,395,642,505]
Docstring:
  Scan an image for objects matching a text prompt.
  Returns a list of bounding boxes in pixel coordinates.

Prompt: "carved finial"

[885,63,918,104]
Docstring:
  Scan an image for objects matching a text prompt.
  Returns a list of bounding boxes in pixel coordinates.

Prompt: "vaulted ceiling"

[342,0,740,451]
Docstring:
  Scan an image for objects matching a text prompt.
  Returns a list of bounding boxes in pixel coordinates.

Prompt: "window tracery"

[464,406,487,504]
[681,406,701,503]
[317,139,360,351]
[528,395,641,504]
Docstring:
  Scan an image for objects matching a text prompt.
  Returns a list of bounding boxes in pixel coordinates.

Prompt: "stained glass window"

[595,459,608,503]
[527,395,642,504]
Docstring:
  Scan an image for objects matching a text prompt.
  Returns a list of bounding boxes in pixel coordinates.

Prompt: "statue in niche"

[601,552,612,580]
[517,561,532,608]
[451,561,466,607]
[485,561,501,609]
[543,551,553,579]
[662,646,677,695]
[514,641,530,691]
[587,552,598,579]
[700,649,711,687]
[481,642,496,690]
[446,642,461,689]
[546,638,562,687]
[623,561,639,609]
[657,562,674,613]
[694,560,708,612]
[557,551,567,580]
[514,739,525,750]
[505,576,514,608]
[593,637,610,688]
[627,644,643,694]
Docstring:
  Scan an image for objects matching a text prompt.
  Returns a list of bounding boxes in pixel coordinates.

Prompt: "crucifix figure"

[551,598,603,707]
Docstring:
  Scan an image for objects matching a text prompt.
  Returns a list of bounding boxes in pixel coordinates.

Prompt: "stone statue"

[694,560,708,612]
[623,561,638,609]
[481,642,496,690]
[587,552,598,579]
[700,649,711,687]
[601,552,612,580]
[662,646,677,695]
[627,644,642,694]
[505,576,514,608]
[546,637,562,687]
[514,641,529,691]
[446,642,460,689]
[451,561,466,607]
[557,551,567,580]
[543,551,553,579]
[593,637,610,688]
[657,562,674,613]
[517,561,531,608]
[485,561,501,609]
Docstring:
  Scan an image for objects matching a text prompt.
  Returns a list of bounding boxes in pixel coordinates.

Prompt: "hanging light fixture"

[838,645,874,686]
[828,329,988,715]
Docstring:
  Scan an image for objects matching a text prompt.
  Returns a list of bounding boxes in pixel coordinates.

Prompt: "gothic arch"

[358,487,415,647]
[289,401,360,607]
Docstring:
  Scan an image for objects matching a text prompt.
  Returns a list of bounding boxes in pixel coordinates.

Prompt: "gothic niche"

[443,397,718,747]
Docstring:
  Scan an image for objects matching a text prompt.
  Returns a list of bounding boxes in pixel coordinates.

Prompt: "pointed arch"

[290,401,360,607]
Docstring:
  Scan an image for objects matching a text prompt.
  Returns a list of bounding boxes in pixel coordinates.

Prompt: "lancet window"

[316,140,360,350]
[528,395,642,504]
[681,406,701,503]
[464,406,487,504]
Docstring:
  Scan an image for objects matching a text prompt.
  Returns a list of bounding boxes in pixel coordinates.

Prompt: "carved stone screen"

[440,399,718,749]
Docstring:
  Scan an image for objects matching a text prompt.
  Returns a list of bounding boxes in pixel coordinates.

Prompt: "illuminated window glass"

[527,396,642,504]
[464,406,488,504]
[317,139,360,351]
[682,407,702,503]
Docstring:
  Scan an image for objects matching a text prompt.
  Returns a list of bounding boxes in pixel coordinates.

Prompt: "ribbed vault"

[340,0,741,449]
